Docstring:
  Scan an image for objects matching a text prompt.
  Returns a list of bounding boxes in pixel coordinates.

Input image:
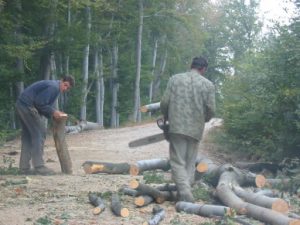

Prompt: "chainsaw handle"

[157,118,165,130]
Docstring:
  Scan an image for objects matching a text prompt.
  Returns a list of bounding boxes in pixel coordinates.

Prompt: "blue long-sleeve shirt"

[18,80,60,118]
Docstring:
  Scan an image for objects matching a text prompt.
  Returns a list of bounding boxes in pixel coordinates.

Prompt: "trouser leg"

[185,137,199,185]
[16,103,46,169]
[18,118,32,170]
[169,134,195,202]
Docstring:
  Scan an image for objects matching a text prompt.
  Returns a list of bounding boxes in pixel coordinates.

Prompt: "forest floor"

[0,118,273,225]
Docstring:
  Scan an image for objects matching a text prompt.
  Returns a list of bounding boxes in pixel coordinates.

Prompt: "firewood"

[119,187,139,197]
[176,201,233,217]
[82,161,130,174]
[88,193,105,215]
[216,171,300,225]
[129,179,175,203]
[140,102,160,113]
[143,205,165,225]
[235,161,282,174]
[233,186,289,213]
[65,120,102,134]
[130,158,170,176]
[111,193,129,217]
[134,195,154,207]
[155,183,177,192]
[53,116,72,174]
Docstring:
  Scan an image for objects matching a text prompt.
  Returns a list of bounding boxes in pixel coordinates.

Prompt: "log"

[216,171,300,225]
[52,116,72,174]
[134,195,154,207]
[111,193,129,217]
[119,187,139,197]
[140,102,160,113]
[235,161,282,174]
[65,120,102,134]
[130,158,170,176]
[88,193,105,215]
[129,179,176,203]
[176,201,233,217]
[155,183,177,192]
[143,205,165,225]
[82,161,131,174]
[233,186,289,213]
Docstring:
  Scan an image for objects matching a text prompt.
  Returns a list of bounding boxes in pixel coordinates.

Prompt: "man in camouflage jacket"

[160,56,215,202]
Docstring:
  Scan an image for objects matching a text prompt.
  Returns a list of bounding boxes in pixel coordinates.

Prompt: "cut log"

[111,193,129,217]
[129,179,176,203]
[65,120,102,134]
[140,102,160,113]
[155,183,177,192]
[82,161,130,174]
[216,171,300,225]
[88,193,105,215]
[266,178,291,190]
[176,201,233,217]
[233,186,289,213]
[119,187,139,197]
[235,161,282,174]
[134,195,154,207]
[130,158,170,176]
[52,116,72,174]
[143,205,165,225]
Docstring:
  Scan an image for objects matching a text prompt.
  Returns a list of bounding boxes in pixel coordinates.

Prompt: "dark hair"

[190,56,208,70]
[62,75,75,87]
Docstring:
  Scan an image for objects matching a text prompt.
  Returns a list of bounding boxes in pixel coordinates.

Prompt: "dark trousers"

[16,100,46,170]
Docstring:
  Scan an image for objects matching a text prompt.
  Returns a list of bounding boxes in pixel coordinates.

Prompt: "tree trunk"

[80,6,91,121]
[82,161,131,174]
[110,41,119,128]
[153,46,167,101]
[95,47,105,126]
[111,193,129,217]
[143,205,165,225]
[88,193,105,215]
[52,116,72,174]
[148,38,158,117]
[132,0,143,122]
[129,179,176,203]
[140,102,160,113]
[134,195,154,207]
[176,201,233,217]
[130,158,170,176]
[65,121,102,134]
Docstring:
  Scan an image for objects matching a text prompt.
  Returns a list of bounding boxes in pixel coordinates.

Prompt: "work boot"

[19,168,35,175]
[34,166,56,176]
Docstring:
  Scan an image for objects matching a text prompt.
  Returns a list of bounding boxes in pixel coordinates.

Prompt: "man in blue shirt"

[16,75,75,175]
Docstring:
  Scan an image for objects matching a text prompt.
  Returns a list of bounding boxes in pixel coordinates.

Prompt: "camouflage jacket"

[160,69,216,140]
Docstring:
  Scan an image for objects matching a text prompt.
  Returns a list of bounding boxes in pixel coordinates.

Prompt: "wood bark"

[119,187,139,197]
[232,186,289,213]
[134,195,154,207]
[52,116,72,174]
[130,158,170,176]
[111,193,129,217]
[140,102,161,113]
[176,201,233,217]
[65,121,102,134]
[129,179,176,203]
[110,41,119,128]
[88,193,105,215]
[216,171,300,225]
[235,161,282,174]
[95,47,105,126]
[148,38,158,117]
[143,205,165,225]
[82,161,131,174]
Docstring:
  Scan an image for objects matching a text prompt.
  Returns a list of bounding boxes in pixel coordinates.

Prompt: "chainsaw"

[128,118,169,148]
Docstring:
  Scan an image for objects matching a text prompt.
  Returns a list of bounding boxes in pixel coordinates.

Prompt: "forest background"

[0,0,299,162]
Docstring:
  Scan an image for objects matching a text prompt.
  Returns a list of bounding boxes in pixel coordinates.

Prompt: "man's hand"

[53,111,68,119]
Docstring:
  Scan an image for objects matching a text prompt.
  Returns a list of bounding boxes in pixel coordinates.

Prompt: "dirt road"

[0,120,222,225]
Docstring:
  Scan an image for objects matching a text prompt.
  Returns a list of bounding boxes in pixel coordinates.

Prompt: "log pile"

[84,155,300,225]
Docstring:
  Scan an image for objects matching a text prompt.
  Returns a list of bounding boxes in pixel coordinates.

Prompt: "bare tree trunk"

[148,38,158,117]
[95,48,105,126]
[132,0,143,122]
[110,42,119,128]
[80,6,91,121]
[153,47,167,101]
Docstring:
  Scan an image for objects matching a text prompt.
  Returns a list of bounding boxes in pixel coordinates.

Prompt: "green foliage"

[143,171,167,184]
[34,216,52,225]
[0,155,19,175]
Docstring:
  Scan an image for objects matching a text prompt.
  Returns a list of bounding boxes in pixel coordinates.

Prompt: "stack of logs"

[82,157,300,225]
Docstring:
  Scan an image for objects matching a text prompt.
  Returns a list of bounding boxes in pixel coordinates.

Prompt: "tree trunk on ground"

[130,158,170,175]
[135,195,154,207]
[119,187,139,197]
[88,193,105,215]
[129,179,176,203]
[143,205,165,225]
[65,121,102,134]
[232,185,289,213]
[176,201,233,217]
[52,116,72,174]
[235,161,282,175]
[111,193,129,217]
[82,161,131,174]
[216,171,300,225]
